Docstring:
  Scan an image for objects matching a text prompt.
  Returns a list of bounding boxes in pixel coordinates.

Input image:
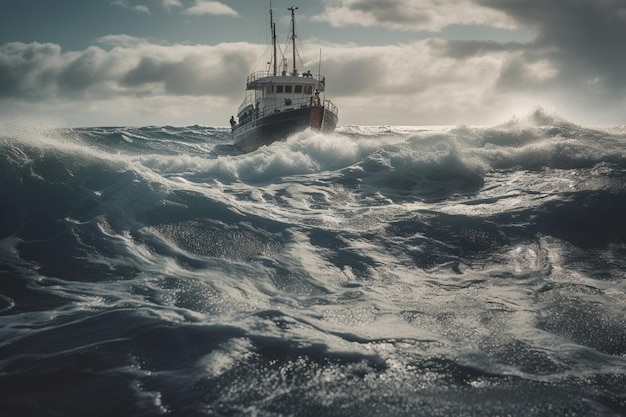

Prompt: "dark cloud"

[2,0,626,126]
[348,0,427,25]
[0,41,254,101]
[0,42,61,98]
[121,50,251,96]
[122,56,191,92]
[442,40,525,59]
[439,39,560,93]
[322,56,387,96]
[0,42,121,100]
[58,47,111,96]
[318,0,514,32]
[473,0,626,97]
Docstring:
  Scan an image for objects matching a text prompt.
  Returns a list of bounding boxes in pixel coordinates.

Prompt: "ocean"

[1,110,625,416]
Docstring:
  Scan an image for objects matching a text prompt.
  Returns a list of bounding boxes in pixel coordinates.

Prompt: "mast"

[270,3,277,76]
[288,6,298,76]
[318,49,322,80]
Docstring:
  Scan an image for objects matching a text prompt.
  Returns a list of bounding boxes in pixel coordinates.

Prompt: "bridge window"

[285,85,293,93]
[295,85,302,93]
[305,85,313,94]
[277,85,284,93]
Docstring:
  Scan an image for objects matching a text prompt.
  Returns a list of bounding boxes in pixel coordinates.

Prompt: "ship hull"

[233,105,338,153]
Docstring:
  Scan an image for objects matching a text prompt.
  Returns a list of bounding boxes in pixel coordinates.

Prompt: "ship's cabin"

[236,72,325,125]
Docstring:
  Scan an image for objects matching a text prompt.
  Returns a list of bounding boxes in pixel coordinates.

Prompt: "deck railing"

[260,97,338,118]
[246,71,272,85]
[323,99,338,116]
[236,97,338,128]
[262,97,312,116]
[246,71,326,86]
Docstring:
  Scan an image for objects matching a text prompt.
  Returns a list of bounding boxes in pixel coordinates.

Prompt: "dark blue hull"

[233,105,338,152]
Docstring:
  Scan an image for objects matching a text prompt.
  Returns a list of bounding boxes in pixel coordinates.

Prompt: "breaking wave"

[0,109,625,416]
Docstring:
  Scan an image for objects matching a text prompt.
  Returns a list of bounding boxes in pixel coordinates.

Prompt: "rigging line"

[252,1,270,73]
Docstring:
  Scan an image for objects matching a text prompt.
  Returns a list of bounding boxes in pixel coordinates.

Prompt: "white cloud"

[96,34,151,48]
[316,0,516,31]
[3,0,626,127]
[182,1,239,17]
[162,0,183,11]
[111,0,151,14]
[0,40,259,125]
[0,38,551,126]
[2,22,625,127]
[0,41,245,98]
[311,40,532,125]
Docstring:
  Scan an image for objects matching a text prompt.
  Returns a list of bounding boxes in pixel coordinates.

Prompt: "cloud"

[111,0,151,14]
[0,40,257,102]
[317,0,626,107]
[0,39,260,125]
[162,0,183,11]
[1,37,527,126]
[3,0,626,129]
[0,42,63,99]
[473,0,626,101]
[314,0,626,122]
[96,34,150,48]
[182,1,238,17]
[316,0,516,31]
[312,40,528,124]
[120,49,251,96]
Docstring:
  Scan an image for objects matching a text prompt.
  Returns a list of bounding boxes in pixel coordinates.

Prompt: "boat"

[230,5,339,152]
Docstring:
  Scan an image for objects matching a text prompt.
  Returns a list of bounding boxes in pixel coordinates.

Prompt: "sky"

[1,0,625,127]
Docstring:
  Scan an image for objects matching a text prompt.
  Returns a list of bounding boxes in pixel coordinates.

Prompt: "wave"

[1,110,625,416]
